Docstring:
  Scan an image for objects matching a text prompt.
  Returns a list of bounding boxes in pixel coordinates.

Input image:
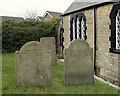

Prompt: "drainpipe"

[62,16,63,28]
[61,16,64,53]
[94,7,97,72]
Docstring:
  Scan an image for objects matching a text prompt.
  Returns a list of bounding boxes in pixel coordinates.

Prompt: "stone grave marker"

[40,37,56,65]
[16,37,56,86]
[64,39,94,85]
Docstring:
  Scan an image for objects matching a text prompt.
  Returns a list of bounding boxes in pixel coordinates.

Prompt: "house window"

[110,4,120,54]
[70,13,87,41]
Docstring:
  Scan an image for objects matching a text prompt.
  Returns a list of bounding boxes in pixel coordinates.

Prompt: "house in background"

[0,16,24,23]
[36,16,45,21]
[0,11,62,22]
[36,11,62,21]
[60,0,120,84]
[43,11,62,21]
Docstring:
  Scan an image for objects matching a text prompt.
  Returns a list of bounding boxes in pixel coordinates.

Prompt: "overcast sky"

[0,0,74,18]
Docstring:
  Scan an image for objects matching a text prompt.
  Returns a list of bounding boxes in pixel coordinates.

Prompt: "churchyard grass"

[2,53,119,94]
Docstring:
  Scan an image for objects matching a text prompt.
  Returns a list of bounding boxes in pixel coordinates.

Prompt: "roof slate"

[63,0,120,15]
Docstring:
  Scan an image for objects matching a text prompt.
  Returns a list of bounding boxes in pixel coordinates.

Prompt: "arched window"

[73,19,76,40]
[70,13,87,41]
[110,4,120,53]
[116,9,120,50]
[81,17,86,40]
[77,17,80,39]
[70,14,76,41]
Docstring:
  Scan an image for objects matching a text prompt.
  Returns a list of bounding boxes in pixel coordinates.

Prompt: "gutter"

[62,17,64,53]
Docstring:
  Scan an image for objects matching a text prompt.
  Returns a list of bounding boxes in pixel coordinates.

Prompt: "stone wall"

[57,20,63,55]
[63,3,120,83]
[63,15,71,49]
[96,3,120,82]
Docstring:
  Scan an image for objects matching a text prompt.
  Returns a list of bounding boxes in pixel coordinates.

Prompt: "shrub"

[2,17,60,53]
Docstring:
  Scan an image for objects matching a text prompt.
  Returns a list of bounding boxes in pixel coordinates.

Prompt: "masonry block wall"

[63,15,71,49]
[84,9,94,48]
[63,3,120,83]
[96,3,120,82]
[57,20,63,55]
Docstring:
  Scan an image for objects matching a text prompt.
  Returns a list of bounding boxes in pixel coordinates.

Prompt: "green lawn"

[2,53,119,94]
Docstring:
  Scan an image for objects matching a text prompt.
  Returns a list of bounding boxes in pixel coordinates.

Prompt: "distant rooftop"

[0,16,24,22]
[45,11,62,17]
[36,16,45,21]
[62,0,120,16]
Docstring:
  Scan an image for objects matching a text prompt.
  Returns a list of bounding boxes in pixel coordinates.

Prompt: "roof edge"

[61,1,118,16]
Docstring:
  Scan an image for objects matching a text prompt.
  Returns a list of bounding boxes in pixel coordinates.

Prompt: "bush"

[2,17,60,53]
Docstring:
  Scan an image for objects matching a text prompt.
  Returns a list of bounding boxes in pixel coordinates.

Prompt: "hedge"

[2,17,60,53]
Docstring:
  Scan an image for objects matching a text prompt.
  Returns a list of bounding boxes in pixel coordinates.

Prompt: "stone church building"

[60,0,120,84]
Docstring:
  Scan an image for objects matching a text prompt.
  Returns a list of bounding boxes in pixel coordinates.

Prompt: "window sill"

[110,48,120,54]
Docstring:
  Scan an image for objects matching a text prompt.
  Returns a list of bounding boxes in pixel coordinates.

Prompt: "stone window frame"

[110,4,120,54]
[70,13,87,41]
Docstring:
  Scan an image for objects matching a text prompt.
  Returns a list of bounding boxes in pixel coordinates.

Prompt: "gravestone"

[16,37,56,86]
[40,37,56,65]
[64,39,94,85]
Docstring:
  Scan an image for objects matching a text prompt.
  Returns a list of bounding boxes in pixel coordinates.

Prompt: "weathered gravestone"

[16,37,56,86]
[64,39,94,85]
[40,37,56,65]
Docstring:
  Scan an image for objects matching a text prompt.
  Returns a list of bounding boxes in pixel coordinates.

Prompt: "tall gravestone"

[16,37,56,86]
[40,37,56,65]
[64,39,94,85]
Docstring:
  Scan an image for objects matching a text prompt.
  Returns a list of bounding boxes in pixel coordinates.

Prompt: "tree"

[26,9,38,19]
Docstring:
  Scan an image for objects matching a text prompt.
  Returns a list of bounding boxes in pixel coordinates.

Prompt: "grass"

[2,53,119,94]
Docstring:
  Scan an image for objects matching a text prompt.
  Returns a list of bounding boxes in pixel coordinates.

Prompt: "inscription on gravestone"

[64,39,94,85]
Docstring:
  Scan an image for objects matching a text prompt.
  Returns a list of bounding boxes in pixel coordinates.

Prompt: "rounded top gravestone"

[64,39,94,85]
[19,41,41,52]
[67,39,92,52]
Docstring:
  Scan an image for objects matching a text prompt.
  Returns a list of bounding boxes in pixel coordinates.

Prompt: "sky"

[0,0,74,18]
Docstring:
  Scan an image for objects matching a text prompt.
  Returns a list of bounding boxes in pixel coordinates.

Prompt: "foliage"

[2,17,60,53]
[2,53,119,94]
[26,9,38,19]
